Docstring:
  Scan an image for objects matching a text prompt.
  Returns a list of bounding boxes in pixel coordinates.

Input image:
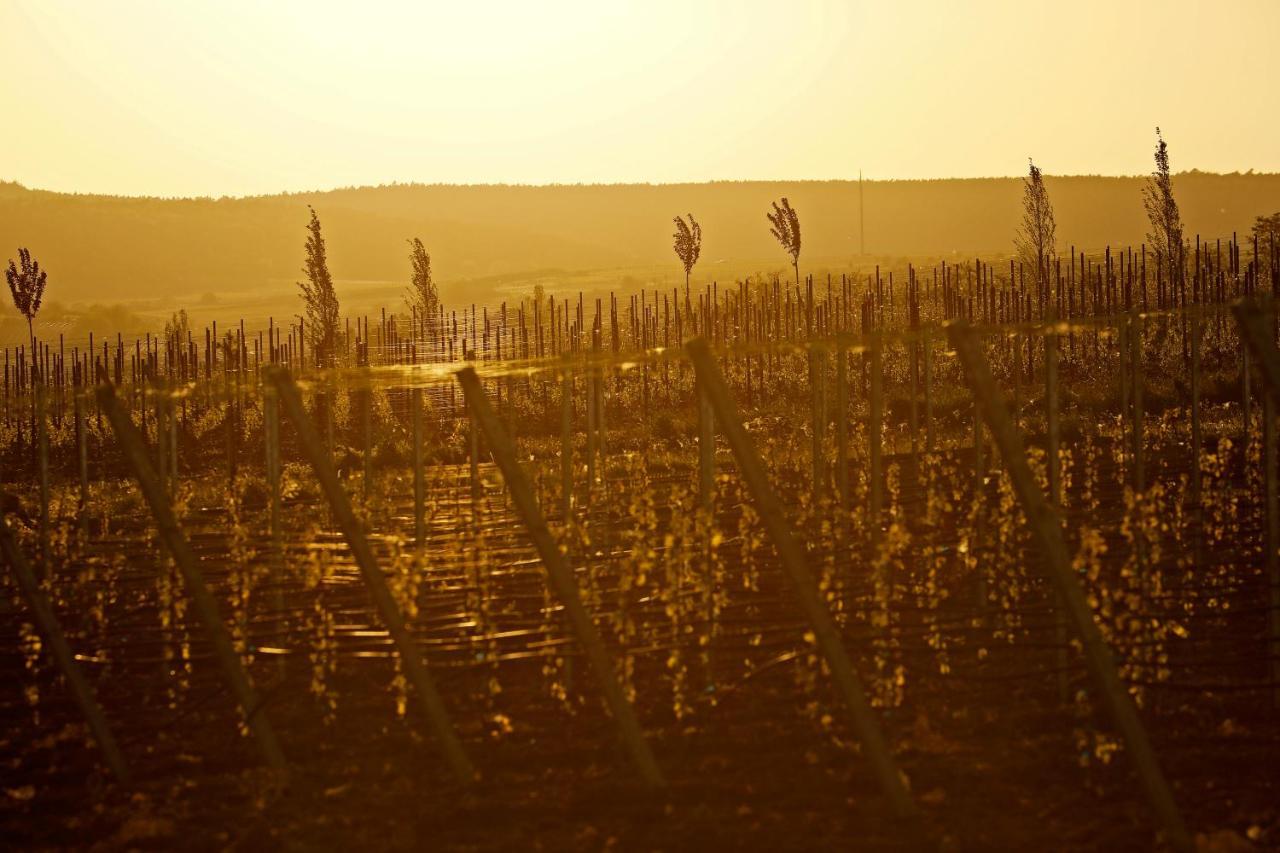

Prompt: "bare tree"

[403,237,438,331]
[672,214,702,307]
[1015,159,1057,300]
[297,206,341,366]
[1142,128,1184,287]
[6,247,48,348]
[767,198,801,286]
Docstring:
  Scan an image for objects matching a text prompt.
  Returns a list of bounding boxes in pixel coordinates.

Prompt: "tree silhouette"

[1142,128,1184,288]
[1015,159,1057,301]
[297,207,341,366]
[404,237,438,333]
[672,214,701,308]
[767,198,801,286]
[6,247,48,349]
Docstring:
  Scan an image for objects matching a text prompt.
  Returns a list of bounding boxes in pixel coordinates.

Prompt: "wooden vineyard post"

[561,367,573,520]
[469,395,481,506]
[809,347,825,501]
[412,388,426,548]
[154,385,167,495]
[1045,320,1068,705]
[263,383,285,663]
[698,370,715,510]
[361,386,372,503]
[36,381,50,569]
[75,389,89,538]
[686,338,918,820]
[0,517,130,783]
[1268,365,1278,711]
[1131,313,1145,493]
[836,342,849,516]
[1229,303,1280,709]
[1045,322,1062,506]
[1190,315,1203,509]
[585,362,596,501]
[96,383,287,773]
[973,376,987,616]
[947,321,1192,852]
[1244,333,1253,451]
[923,328,934,454]
[597,362,608,497]
[908,336,918,454]
[265,367,476,785]
[455,366,665,788]
[868,334,883,540]
[1011,328,1021,433]
[168,386,178,494]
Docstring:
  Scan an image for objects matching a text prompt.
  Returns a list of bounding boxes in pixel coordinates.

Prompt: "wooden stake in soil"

[412,387,426,548]
[75,390,89,537]
[923,328,934,454]
[0,516,130,783]
[96,383,287,772]
[809,347,825,500]
[1045,321,1068,705]
[698,371,715,511]
[1229,302,1280,710]
[868,335,883,539]
[686,337,917,820]
[264,384,285,662]
[1131,314,1145,493]
[836,343,849,515]
[35,381,50,570]
[455,366,664,788]
[1190,315,1203,509]
[947,320,1192,853]
[264,368,475,785]
[561,367,573,520]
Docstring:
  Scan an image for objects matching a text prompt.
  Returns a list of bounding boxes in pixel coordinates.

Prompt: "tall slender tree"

[1142,128,1184,288]
[6,247,48,349]
[1015,159,1057,302]
[767,198,801,286]
[297,206,341,366]
[672,214,702,308]
[404,237,438,332]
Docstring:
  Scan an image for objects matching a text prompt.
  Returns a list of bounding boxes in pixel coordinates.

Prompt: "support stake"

[947,321,1191,852]
[0,517,130,783]
[266,367,475,785]
[455,366,664,788]
[97,383,286,772]
[686,338,916,819]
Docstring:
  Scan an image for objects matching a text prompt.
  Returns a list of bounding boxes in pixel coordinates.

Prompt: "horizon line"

[4,169,1277,203]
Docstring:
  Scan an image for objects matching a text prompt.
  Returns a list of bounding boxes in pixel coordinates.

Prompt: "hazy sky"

[3,0,1277,197]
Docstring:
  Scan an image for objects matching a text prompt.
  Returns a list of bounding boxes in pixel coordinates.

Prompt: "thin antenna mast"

[859,170,865,256]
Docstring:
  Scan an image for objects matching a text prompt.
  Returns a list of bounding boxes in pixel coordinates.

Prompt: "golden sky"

[3,0,1277,197]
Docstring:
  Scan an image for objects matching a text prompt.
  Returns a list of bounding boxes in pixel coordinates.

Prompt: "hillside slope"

[0,174,1275,305]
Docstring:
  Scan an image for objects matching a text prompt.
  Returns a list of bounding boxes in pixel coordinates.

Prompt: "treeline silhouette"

[1,173,1277,304]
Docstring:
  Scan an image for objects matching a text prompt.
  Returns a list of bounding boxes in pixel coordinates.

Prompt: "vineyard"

[2,239,1279,851]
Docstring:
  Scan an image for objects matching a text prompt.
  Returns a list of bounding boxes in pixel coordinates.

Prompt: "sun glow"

[2,0,1278,197]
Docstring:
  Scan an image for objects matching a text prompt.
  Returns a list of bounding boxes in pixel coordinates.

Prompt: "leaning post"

[0,517,130,783]
[96,383,286,772]
[1230,302,1280,710]
[455,366,665,788]
[947,320,1191,852]
[264,367,475,785]
[686,337,917,820]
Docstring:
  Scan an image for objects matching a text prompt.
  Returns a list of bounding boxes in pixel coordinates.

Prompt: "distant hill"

[0,174,1276,307]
